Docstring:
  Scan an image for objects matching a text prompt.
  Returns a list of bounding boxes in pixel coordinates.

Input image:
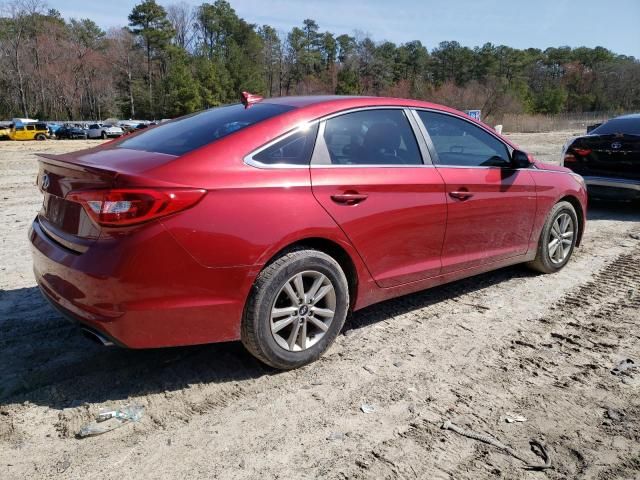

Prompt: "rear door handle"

[449,191,474,200]
[330,192,369,205]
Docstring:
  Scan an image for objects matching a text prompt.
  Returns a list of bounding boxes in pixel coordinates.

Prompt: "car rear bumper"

[583,176,640,200]
[29,217,256,348]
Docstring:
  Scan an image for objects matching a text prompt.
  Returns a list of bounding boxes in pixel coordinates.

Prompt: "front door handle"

[331,192,369,205]
[449,191,474,200]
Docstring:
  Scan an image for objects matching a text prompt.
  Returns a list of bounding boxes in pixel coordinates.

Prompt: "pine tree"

[128,0,174,118]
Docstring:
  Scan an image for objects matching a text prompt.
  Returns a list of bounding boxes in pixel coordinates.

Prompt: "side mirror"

[511,149,532,169]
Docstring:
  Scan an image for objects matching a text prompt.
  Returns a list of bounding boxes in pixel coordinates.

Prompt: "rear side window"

[118,103,294,156]
[418,111,509,167]
[252,124,319,166]
[317,109,422,165]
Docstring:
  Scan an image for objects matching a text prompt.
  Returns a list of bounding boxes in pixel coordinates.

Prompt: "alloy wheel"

[270,270,336,352]
[548,212,574,264]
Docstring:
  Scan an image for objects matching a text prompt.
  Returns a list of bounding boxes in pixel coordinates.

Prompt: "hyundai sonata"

[30,94,587,369]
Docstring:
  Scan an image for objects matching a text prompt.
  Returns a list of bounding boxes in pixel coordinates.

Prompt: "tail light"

[66,188,206,227]
[572,148,592,156]
[563,153,577,165]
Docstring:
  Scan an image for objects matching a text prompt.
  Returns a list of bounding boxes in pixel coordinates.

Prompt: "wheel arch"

[559,194,584,246]
[260,237,360,309]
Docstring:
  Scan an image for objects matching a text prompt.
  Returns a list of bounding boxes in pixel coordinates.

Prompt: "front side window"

[252,124,319,166]
[26,125,35,131]
[118,103,295,156]
[318,109,422,165]
[418,111,510,167]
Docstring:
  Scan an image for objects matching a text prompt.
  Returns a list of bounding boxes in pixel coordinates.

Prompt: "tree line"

[1,0,638,122]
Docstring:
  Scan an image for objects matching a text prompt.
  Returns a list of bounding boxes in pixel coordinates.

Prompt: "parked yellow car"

[9,122,49,141]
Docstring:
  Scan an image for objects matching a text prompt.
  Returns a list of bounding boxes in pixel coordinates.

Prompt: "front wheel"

[35,133,46,141]
[527,201,578,273]
[101,132,107,139]
[241,249,350,369]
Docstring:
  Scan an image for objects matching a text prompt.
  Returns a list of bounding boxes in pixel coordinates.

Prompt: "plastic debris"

[611,359,636,376]
[78,405,144,438]
[504,412,528,423]
[360,404,376,414]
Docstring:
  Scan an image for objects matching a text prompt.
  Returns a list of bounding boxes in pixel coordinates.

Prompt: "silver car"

[87,123,124,139]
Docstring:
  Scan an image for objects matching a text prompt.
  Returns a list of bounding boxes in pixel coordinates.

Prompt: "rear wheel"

[527,201,578,273]
[241,249,349,369]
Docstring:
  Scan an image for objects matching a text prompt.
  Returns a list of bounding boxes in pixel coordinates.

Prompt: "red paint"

[436,167,537,273]
[310,167,447,287]
[30,96,587,348]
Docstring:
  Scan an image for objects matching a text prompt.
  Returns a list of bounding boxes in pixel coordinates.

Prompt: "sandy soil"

[504,131,583,165]
[0,135,639,480]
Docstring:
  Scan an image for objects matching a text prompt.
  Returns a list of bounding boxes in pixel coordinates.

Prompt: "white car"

[87,123,124,139]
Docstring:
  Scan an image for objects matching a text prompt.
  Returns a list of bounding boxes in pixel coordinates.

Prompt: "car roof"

[611,113,640,120]
[261,95,459,113]
[258,95,503,144]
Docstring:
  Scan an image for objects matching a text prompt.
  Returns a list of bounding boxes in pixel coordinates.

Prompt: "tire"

[101,132,107,139]
[35,133,46,141]
[241,249,350,370]
[527,201,578,273]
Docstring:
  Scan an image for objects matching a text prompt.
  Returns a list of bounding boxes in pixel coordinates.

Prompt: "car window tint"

[322,109,422,165]
[253,124,319,165]
[118,103,294,156]
[15,126,24,131]
[418,111,509,167]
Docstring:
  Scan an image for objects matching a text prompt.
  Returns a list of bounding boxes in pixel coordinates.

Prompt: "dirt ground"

[1,133,639,480]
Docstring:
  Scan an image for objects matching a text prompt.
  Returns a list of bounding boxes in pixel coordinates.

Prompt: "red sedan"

[30,95,587,369]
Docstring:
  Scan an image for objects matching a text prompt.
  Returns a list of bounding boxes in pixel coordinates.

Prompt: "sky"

[46,0,640,58]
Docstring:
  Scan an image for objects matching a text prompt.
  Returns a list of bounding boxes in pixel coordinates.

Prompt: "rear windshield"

[117,103,295,156]
[591,117,640,135]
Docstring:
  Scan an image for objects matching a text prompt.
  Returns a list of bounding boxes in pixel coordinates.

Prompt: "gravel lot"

[1,134,639,479]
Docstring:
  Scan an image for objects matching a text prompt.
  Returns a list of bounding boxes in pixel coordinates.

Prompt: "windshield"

[591,117,640,135]
[117,103,295,156]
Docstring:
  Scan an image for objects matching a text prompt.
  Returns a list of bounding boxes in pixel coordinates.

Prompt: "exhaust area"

[81,328,115,347]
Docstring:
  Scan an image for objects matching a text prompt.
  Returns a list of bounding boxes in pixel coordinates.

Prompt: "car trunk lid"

[570,134,640,180]
[36,148,178,251]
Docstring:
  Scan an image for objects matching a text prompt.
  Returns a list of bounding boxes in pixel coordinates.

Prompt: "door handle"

[449,191,474,200]
[330,192,368,205]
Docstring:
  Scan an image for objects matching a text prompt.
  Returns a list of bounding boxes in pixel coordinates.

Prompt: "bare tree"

[1,0,48,117]
[166,1,195,51]
[107,28,140,118]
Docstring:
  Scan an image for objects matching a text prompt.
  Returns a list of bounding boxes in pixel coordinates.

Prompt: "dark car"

[30,95,587,369]
[562,114,640,200]
[56,125,88,139]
